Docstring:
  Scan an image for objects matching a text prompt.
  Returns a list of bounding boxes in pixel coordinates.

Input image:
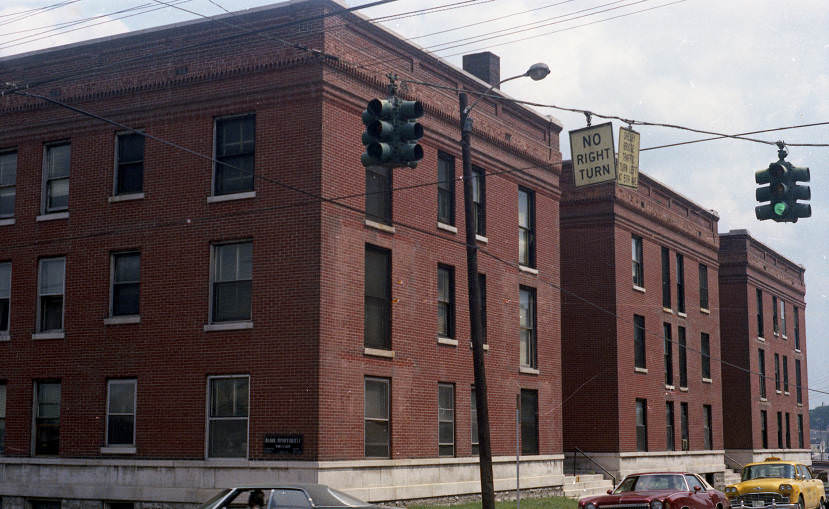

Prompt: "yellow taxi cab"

[725,458,825,509]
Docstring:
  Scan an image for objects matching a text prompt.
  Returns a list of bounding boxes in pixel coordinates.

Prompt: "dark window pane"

[634,315,646,369]
[215,116,255,195]
[0,151,16,185]
[114,283,140,316]
[213,281,251,322]
[0,188,14,217]
[109,382,135,413]
[47,178,69,211]
[365,247,390,349]
[41,295,63,331]
[701,333,711,379]
[520,390,538,455]
[678,327,687,387]
[364,420,389,457]
[366,166,391,224]
[0,299,8,331]
[661,247,671,308]
[117,134,144,194]
[211,378,249,417]
[471,167,485,235]
[208,419,247,457]
[699,264,709,309]
[438,154,455,225]
[676,254,685,313]
[107,414,134,445]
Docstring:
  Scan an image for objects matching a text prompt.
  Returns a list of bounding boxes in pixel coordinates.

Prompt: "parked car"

[724,457,824,509]
[579,472,730,509]
[199,484,383,509]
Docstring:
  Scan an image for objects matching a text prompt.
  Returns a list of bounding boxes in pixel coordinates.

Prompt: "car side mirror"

[694,486,701,492]
[608,490,613,495]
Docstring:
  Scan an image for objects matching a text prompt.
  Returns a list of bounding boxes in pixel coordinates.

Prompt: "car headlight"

[585,503,597,509]
[725,487,738,494]
[779,484,793,493]
[651,500,663,509]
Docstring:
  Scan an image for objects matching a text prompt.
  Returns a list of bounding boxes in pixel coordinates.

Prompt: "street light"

[459,62,549,509]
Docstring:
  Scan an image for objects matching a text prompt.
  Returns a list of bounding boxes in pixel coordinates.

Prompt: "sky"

[2,0,827,406]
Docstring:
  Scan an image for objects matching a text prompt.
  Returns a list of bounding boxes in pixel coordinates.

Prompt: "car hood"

[583,490,680,504]
[731,479,793,494]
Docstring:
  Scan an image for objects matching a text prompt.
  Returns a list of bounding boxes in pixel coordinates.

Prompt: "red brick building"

[560,163,725,482]
[0,0,565,505]
[719,229,809,466]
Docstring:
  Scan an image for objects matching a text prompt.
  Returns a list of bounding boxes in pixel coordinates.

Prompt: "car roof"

[745,459,800,468]
[228,485,375,507]
[628,472,695,476]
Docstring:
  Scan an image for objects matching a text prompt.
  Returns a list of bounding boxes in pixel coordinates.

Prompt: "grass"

[407,496,579,509]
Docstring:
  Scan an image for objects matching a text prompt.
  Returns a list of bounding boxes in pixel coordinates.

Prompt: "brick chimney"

[463,52,500,89]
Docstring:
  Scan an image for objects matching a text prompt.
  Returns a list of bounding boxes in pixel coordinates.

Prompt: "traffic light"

[394,99,424,168]
[361,99,395,167]
[360,97,424,169]
[755,150,811,222]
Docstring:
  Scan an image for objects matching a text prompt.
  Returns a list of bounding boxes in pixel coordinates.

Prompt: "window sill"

[677,312,687,318]
[104,315,140,325]
[773,332,780,337]
[679,386,688,392]
[437,222,457,233]
[757,336,766,342]
[797,403,803,408]
[632,285,645,293]
[37,211,69,222]
[0,332,9,341]
[207,191,256,203]
[519,265,538,275]
[468,341,489,351]
[520,366,540,375]
[702,378,712,384]
[0,218,14,226]
[700,308,710,315]
[203,321,253,332]
[760,397,768,402]
[795,348,801,353]
[32,331,65,340]
[782,335,788,340]
[475,234,488,244]
[784,391,790,396]
[109,192,144,203]
[665,384,675,390]
[364,347,395,359]
[365,219,395,234]
[100,446,136,455]
[776,390,782,394]
[438,337,458,347]
[662,307,673,314]
[634,367,648,374]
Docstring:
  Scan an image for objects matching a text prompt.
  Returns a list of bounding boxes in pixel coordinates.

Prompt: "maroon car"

[579,472,730,509]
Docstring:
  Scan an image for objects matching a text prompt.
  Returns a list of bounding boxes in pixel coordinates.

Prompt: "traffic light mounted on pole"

[755,143,811,222]
[361,96,424,169]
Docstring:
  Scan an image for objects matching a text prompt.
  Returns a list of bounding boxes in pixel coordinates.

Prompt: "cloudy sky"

[2,0,827,406]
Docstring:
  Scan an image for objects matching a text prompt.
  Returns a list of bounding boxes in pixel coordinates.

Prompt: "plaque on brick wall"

[264,434,303,455]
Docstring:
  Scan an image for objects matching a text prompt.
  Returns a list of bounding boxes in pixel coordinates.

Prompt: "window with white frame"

[437,152,455,226]
[520,389,539,455]
[364,376,389,458]
[519,286,537,369]
[211,242,252,323]
[106,379,136,447]
[115,132,144,195]
[0,150,16,218]
[34,381,60,455]
[38,258,65,332]
[518,188,535,267]
[780,299,787,337]
[0,262,9,334]
[207,375,249,458]
[438,383,455,457]
[42,142,70,214]
[471,166,485,236]
[437,265,455,339]
[214,115,255,196]
[112,252,140,317]
[632,235,643,287]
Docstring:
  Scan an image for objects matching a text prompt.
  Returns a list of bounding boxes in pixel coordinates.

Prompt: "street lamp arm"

[463,62,550,116]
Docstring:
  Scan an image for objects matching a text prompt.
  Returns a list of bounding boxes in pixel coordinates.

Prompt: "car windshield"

[614,475,686,492]
[743,464,796,481]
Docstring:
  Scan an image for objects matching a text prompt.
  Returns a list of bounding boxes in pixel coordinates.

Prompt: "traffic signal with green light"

[360,97,424,169]
[755,156,811,222]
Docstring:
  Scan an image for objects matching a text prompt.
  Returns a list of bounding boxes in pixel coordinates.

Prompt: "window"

[0,262,9,334]
[632,235,643,288]
[798,414,804,448]
[30,501,61,509]
[437,152,455,225]
[518,188,535,267]
[211,242,252,323]
[675,253,685,313]
[772,296,779,334]
[700,333,711,380]
[635,399,648,451]
[663,323,673,386]
[520,389,538,455]
[366,165,391,224]
[757,289,764,338]
[759,349,767,399]
[438,383,455,456]
[111,252,140,317]
[794,306,800,350]
[208,376,248,458]
[43,142,70,213]
[761,410,768,449]
[680,402,689,450]
[686,475,705,491]
[661,247,671,309]
[785,412,791,448]
[106,379,136,447]
[437,265,455,339]
[34,381,60,455]
[214,114,255,195]
[678,326,687,388]
[479,273,487,344]
[780,299,787,337]
[471,166,485,236]
[634,315,646,370]
[115,132,144,195]
[703,405,712,449]
[698,264,708,310]
[796,359,802,404]
[666,401,675,450]
[471,387,479,455]
[777,411,783,448]
[365,245,391,349]
[774,353,781,391]
[0,150,16,218]
[783,355,789,393]
[519,286,536,369]
[0,382,5,454]
[37,258,65,332]
[364,377,389,457]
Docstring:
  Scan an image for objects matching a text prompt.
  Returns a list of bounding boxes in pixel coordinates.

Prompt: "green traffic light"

[773,202,788,216]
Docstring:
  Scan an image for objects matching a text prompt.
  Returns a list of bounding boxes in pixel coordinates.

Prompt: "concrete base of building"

[565,450,726,481]
[0,455,565,506]
[724,449,813,468]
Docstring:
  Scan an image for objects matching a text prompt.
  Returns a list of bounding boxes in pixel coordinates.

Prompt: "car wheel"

[798,495,805,509]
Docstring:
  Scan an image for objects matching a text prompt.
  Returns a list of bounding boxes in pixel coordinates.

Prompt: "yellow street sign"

[570,122,617,187]
[617,126,640,189]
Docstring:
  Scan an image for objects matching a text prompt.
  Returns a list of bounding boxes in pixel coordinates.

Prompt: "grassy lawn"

[407,496,578,509]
